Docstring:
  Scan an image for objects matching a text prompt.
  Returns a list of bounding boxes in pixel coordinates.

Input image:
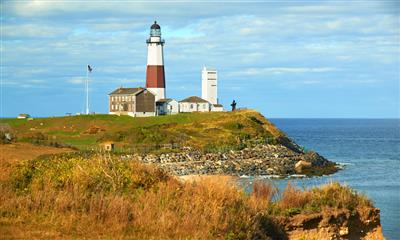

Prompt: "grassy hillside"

[0,153,374,239]
[1,110,294,153]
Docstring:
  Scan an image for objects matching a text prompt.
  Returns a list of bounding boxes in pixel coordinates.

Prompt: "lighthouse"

[146,21,166,101]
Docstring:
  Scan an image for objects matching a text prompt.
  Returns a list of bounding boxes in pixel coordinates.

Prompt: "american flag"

[87,65,93,72]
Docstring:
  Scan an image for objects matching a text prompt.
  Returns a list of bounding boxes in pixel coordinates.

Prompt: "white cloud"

[302,80,321,85]
[228,67,337,77]
[3,24,69,38]
[67,77,85,85]
[2,79,49,89]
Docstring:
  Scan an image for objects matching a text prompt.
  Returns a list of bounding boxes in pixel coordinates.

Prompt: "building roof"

[179,96,209,103]
[151,21,160,29]
[109,87,144,95]
[156,98,175,103]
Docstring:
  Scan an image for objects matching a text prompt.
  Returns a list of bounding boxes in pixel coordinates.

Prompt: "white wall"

[147,39,164,66]
[179,102,210,112]
[211,105,224,112]
[130,112,156,117]
[168,100,179,114]
[148,88,165,101]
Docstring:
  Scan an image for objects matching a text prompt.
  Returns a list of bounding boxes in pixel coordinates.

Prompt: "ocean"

[240,118,400,239]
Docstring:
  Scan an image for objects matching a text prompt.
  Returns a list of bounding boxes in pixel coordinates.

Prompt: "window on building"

[190,104,193,109]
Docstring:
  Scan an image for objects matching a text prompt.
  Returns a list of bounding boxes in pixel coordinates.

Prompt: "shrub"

[249,116,264,125]
[307,182,373,211]
[22,131,48,145]
[272,182,373,216]
[10,154,169,194]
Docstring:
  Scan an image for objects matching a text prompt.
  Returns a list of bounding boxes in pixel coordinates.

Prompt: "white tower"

[146,21,166,101]
[201,67,218,104]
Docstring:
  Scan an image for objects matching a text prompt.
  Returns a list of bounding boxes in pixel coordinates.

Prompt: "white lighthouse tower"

[146,21,166,101]
[201,67,218,104]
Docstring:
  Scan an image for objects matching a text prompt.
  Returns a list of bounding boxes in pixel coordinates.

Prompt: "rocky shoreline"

[123,144,338,177]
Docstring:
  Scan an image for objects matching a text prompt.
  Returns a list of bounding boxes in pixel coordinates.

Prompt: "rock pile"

[123,144,337,177]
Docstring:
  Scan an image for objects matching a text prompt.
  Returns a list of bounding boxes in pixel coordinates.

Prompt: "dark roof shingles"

[109,87,143,95]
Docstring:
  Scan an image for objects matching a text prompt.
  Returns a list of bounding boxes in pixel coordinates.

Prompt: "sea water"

[239,119,400,239]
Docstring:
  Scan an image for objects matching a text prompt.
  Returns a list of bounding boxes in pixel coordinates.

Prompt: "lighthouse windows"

[150,29,161,37]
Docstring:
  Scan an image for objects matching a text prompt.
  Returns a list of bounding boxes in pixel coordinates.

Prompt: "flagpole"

[86,65,89,115]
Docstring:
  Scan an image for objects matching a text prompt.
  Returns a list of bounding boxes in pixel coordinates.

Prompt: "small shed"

[156,98,179,115]
[101,141,115,151]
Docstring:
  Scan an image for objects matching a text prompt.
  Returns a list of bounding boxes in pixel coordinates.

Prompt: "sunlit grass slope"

[1,110,294,152]
[0,153,373,239]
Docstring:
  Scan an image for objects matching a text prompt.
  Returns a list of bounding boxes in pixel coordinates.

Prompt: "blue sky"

[1,0,399,118]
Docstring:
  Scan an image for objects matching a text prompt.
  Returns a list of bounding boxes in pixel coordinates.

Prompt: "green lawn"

[1,110,287,153]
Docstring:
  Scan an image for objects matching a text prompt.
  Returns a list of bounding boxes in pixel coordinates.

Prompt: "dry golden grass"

[0,153,285,239]
[0,152,373,239]
[272,181,374,217]
[278,182,311,210]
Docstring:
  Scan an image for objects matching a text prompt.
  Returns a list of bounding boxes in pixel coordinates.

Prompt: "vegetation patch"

[0,153,373,239]
[0,110,287,153]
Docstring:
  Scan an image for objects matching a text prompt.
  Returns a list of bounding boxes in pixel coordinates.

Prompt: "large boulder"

[294,160,312,173]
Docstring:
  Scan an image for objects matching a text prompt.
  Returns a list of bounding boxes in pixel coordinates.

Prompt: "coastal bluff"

[1,109,338,177]
[1,110,337,177]
[0,110,385,239]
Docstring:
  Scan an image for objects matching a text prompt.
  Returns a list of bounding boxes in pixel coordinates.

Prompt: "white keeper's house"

[179,96,211,113]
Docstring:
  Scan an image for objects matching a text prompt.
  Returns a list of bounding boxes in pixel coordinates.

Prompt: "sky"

[1,0,399,118]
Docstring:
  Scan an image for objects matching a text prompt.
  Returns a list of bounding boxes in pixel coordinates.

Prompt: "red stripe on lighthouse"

[146,65,165,88]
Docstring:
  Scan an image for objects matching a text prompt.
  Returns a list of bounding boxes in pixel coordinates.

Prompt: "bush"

[10,154,169,194]
[22,131,48,145]
[271,182,373,216]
